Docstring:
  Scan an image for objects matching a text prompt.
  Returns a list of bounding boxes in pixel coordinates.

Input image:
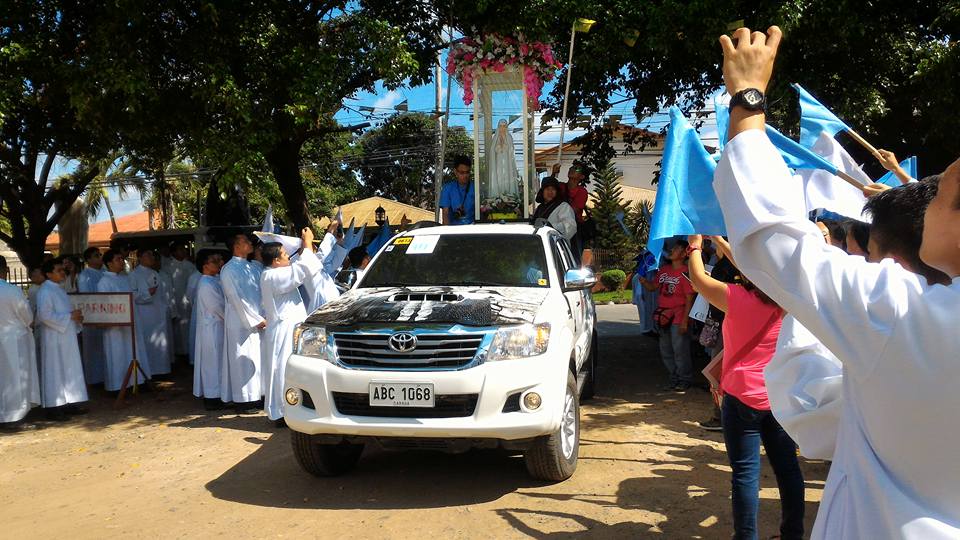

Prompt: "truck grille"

[332,332,484,370]
[332,392,479,418]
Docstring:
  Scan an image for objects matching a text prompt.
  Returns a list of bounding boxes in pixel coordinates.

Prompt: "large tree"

[172,1,446,229]
[0,2,116,268]
[356,113,472,207]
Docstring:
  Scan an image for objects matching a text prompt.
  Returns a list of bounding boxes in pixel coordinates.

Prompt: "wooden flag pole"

[836,170,868,190]
[846,129,882,158]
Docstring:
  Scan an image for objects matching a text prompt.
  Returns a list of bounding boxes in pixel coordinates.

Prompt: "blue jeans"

[658,323,691,385]
[721,395,805,540]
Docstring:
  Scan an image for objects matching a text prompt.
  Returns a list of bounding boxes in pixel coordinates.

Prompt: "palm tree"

[82,151,147,233]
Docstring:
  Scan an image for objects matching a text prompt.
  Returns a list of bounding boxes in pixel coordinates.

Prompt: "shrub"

[600,269,626,291]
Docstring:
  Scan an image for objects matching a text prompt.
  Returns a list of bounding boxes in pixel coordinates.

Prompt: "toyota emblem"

[388,332,417,352]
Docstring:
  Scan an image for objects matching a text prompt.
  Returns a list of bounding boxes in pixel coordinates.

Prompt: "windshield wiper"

[445,280,516,288]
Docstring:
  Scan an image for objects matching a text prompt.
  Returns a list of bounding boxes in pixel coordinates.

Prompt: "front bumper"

[283,353,568,440]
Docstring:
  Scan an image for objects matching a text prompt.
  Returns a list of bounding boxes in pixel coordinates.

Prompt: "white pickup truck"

[283,223,598,481]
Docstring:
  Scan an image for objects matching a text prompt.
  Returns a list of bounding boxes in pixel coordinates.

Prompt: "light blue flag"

[877,156,917,187]
[648,107,725,251]
[714,93,730,154]
[366,216,392,256]
[793,83,850,149]
[765,125,839,175]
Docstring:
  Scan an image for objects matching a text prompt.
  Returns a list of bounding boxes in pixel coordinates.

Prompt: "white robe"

[129,265,170,375]
[260,250,322,420]
[764,314,843,460]
[715,129,960,539]
[36,281,88,407]
[185,271,202,365]
[170,258,198,356]
[192,275,225,399]
[0,279,40,422]
[543,201,578,240]
[97,272,150,390]
[158,270,178,372]
[219,256,265,403]
[77,267,105,384]
[302,233,344,312]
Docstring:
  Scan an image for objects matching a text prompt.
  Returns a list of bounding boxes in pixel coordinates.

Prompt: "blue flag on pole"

[877,156,917,187]
[648,106,725,255]
[793,83,850,149]
[765,125,839,175]
[366,216,392,256]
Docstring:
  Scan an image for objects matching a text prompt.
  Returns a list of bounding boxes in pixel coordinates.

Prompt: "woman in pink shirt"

[687,234,804,540]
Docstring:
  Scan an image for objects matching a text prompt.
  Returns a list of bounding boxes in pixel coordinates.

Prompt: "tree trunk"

[266,139,311,230]
[57,200,89,254]
[104,195,119,233]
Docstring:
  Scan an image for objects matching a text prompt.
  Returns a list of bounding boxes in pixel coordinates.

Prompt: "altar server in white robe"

[716,26,960,539]
[36,259,88,420]
[77,247,105,384]
[97,250,150,390]
[192,252,226,409]
[0,256,41,428]
[129,249,169,375]
[302,219,345,312]
[766,179,951,460]
[185,268,202,365]
[169,242,198,357]
[156,260,177,371]
[260,228,320,424]
[220,233,266,408]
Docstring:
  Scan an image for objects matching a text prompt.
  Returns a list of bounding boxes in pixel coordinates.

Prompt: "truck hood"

[304,286,549,327]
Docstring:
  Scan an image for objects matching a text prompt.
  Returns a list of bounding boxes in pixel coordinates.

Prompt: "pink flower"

[463,53,475,62]
[493,62,505,73]
[519,43,529,56]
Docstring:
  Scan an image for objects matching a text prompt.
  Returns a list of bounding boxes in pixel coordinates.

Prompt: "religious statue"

[488,119,519,198]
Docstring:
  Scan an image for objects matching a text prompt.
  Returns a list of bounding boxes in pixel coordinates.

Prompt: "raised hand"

[300,226,315,252]
[876,149,901,171]
[719,26,783,95]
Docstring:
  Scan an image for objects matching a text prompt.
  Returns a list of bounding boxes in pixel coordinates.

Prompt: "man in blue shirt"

[440,155,475,225]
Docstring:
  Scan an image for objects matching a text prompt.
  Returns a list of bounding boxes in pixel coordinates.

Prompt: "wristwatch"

[730,88,766,112]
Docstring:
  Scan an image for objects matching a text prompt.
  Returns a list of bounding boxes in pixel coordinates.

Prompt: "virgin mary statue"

[488,119,519,198]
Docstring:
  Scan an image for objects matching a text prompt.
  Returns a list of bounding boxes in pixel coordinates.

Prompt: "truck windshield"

[360,234,550,288]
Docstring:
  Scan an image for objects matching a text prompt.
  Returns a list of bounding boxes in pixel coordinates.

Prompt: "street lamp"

[375,205,386,226]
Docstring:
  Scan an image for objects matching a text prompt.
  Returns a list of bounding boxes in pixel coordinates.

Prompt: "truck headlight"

[293,324,335,362]
[488,323,550,360]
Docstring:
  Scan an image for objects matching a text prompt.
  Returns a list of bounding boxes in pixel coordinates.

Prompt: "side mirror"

[563,268,597,291]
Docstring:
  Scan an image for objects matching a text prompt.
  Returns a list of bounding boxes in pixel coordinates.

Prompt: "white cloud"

[372,90,403,110]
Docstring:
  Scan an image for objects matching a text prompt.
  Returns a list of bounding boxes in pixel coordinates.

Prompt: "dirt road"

[0,305,826,538]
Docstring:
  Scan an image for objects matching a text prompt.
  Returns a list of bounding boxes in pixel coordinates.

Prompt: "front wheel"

[524,372,579,482]
[291,431,364,477]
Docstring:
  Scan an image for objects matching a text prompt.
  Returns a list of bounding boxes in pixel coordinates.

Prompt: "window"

[361,234,550,288]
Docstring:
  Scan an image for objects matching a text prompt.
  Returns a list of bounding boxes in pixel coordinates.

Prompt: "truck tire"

[524,372,579,482]
[581,331,599,401]
[291,431,364,477]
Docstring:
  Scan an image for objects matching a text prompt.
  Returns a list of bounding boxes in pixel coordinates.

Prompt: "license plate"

[369,382,435,408]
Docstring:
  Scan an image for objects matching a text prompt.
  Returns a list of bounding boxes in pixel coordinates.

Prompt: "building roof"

[45,211,154,251]
[316,196,435,228]
[534,124,663,169]
[586,184,657,209]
